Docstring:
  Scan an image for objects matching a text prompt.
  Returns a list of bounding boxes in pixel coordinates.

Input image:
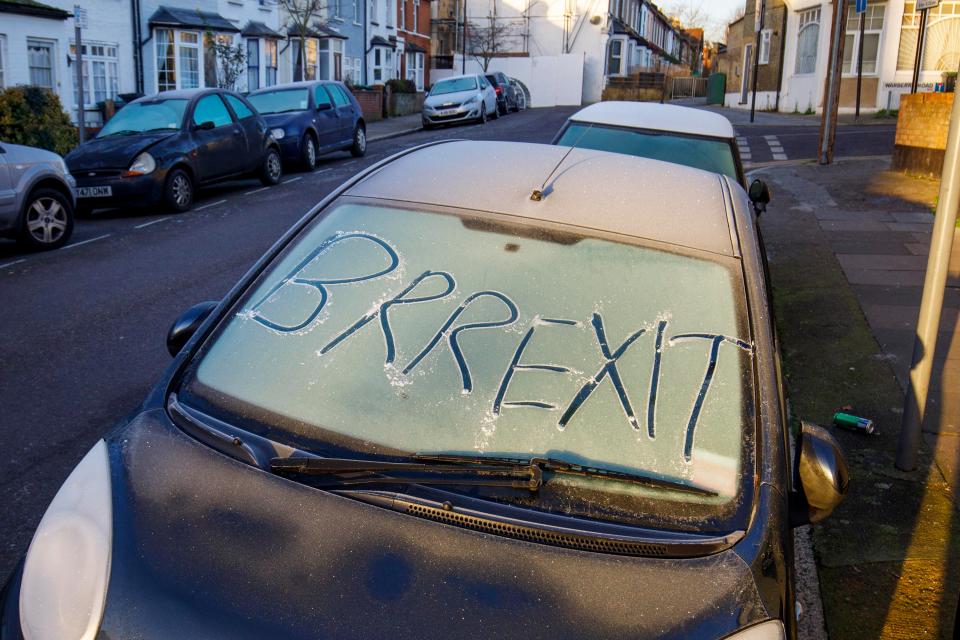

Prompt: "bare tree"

[466,18,517,72]
[276,0,332,79]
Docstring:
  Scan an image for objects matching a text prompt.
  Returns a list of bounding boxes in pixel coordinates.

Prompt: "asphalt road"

[0,105,895,581]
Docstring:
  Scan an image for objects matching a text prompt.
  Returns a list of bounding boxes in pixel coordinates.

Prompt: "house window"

[897,1,960,71]
[318,38,344,80]
[27,39,55,89]
[156,29,176,91]
[400,0,406,30]
[795,7,821,74]
[70,42,119,106]
[758,28,772,64]
[413,0,419,32]
[405,51,423,89]
[386,0,394,27]
[292,38,319,80]
[373,47,383,81]
[607,39,623,75]
[179,31,200,88]
[0,36,6,88]
[843,4,884,74]
[265,39,278,85]
[354,0,361,24]
[246,39,260,90]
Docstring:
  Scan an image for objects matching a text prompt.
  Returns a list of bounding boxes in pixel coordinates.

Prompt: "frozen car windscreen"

[248,89,310,114]
[557,122,739,181]
[431,77,478,95]
[97,99,188,136]
[181,202,754,515]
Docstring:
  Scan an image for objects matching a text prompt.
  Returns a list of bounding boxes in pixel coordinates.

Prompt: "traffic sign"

[856,0,867,13]
[73,4,87,28]
[917,0,940,10]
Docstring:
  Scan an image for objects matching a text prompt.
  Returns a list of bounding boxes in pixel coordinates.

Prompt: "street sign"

[73,4,87,28]
[917,0,940,10]
[856,0,867,13]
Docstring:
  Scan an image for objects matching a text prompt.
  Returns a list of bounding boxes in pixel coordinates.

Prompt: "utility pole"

[854,0,866,119]
[911,4,932,94]
[750,0,765,123]
[461,0,467,73]
[817,0,848,165]
[896,82,960,470]
[73,5,86,143]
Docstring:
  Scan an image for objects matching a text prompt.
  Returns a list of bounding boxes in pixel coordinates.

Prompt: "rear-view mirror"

[790,421,850,526]
[167,301,218,356]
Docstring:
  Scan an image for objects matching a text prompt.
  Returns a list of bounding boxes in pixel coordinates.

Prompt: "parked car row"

[1,81,365,251]
[421,72,527,129]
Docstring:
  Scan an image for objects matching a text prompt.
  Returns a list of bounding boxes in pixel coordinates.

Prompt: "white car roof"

[347,141,738,257]
[567,102,736,140]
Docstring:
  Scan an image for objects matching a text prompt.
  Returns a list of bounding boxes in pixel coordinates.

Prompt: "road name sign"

[917,0,940,10]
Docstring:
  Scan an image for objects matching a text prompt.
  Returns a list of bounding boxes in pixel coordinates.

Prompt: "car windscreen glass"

[178,201,754,532]
[557,122,739,181]
[248,89,310,114]
[97,99,188,137]
[430,77,477,95]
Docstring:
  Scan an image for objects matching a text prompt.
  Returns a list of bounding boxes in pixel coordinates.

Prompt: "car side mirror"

[194,120,216,131]
[318,103,333,111]
[748,178,771,215]
[790,421,850,527]
[167,301,218,356]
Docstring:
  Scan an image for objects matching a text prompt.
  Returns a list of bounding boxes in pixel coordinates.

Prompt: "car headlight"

[270,127,285,140]
[19,440,113,640]
[125,152,156,176]
[466,94,481,105]
[722,620,786,639]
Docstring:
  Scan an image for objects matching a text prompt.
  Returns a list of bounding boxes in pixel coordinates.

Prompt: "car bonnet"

[65,131,178,172]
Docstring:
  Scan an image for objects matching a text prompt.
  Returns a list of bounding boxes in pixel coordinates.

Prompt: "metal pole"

[855,10,865,119]
[75,22,85,143]
[749,0,764,123]
[896,92,960,470]
[461,0,467,74]
[911,8,928,94]
[818,0,847,165]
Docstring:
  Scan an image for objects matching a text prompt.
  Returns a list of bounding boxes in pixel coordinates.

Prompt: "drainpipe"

[774,2,786,111]
[363,0,369,83]
[131,0,144,93]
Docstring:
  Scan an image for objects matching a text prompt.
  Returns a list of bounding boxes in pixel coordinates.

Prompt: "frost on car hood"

[189,202,753,499]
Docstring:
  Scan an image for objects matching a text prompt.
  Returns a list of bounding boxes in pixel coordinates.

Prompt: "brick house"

[396,0,430,90]
[721,0,788,111]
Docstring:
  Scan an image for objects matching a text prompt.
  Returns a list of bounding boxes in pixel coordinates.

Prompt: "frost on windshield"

[195,204,753,498]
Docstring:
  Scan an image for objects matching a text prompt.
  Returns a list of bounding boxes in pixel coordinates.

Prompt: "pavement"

[756,155,960,639]
[366,112,423,142]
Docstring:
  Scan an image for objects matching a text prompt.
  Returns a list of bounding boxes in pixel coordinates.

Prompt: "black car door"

[313,84,341,150]
[328,84,354,145]
[190,94,244,180]
[224,93,264,172]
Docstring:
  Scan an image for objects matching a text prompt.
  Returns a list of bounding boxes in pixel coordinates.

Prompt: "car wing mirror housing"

[167,301,218,356]
[790,421,850,527]
[748,178,771,215]
[194,120,216,131]
[318,103,333,111]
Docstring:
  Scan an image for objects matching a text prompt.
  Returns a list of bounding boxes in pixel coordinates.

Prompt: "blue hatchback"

[248,81,366,170]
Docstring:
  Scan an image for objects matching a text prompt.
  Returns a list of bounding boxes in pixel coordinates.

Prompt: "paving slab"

[830,241,919,256]
[814,209,896,222]
[886,222,936,233]
[837,254,929,271]
[841,268,926,287]
[819,219,892,232]
[892,212,937,223]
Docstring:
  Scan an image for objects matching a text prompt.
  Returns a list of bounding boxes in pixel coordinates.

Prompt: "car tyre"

[478,107,487,125]
[259,147,283,185]
[350,125,367,157]
[490,103,500,120]
[511,99,520,113]
[301,133,317,171]
[18,188,73,251]
[164,168,194,213]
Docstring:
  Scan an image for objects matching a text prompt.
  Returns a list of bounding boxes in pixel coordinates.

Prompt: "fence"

[670,77,708,100]
[602,73,668,103]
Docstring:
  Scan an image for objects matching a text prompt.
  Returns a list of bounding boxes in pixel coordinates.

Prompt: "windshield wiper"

[413,454,717,497]
[99,129,142,137]
[270,456,542,490]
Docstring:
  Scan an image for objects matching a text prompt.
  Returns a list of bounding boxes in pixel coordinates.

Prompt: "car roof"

[436,74,482,81]
[250,80,338,93]
[148,88,219,101]
[568,102,736,140]
[347,141,737,257]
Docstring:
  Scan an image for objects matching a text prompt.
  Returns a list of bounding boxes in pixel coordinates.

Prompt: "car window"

[314,85,333,108]
[97,99,187,137]
[330,85,350,107]
[225,94,255,120]
[247,89,310,115]
[479,76,489,88]
[557,123,740,181]
[485,75,497,86]
[430,77,478,94]
[179,200,754,531]
[192,95,233,128]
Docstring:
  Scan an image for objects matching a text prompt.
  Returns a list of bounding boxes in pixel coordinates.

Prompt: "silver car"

[0,141,76,250]
[422,74,498,128]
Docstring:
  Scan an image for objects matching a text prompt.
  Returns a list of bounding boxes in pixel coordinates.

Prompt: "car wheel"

[511,99,520,113]
[164,168,194,212]
[350,125,366,157]
[259,147,283,185]
[18,188,73,250]
[491,103,500,120]
[478,107,487,125]
[301,133,317,171]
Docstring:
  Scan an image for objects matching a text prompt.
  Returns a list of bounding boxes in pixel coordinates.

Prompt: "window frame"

[758,28,772,65]
[155,28,206,92]
[607,38,625,76]
[69,41,120,107]
[192,93,235,128]
[0,35,5,89]
[794,8,821,75]
[264,39,278,86]
[246,38,260,91]
[27,38,56,90]
[843,3,885,76]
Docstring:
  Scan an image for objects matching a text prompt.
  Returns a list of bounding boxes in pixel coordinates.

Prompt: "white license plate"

[439,109,459,117]
[77,186,112,198]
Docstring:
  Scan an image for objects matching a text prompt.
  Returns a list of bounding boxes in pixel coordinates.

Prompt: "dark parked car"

[247,81,366,171]
[485,71,519,114]
[65,88,282,214]
[1,141,847,640]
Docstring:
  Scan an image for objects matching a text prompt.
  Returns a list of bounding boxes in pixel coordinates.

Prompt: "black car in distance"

[485,71,519,115]
[66,89,282,214]
[247,81,367,171]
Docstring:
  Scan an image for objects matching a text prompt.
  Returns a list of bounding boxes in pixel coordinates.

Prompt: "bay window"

[265,39,278,85]
[292,38,319,80]
[405,51,424,89]
[70,42,119,106]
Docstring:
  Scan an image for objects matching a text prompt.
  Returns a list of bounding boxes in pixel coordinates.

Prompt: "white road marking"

[0,258,27,270]
[282,176,302,184]
[764,135,788,161]
[134,216,171,229]
[63,233,111,250]
[195,199,227,211]
[772,153,788,160]
[244,186,270,195]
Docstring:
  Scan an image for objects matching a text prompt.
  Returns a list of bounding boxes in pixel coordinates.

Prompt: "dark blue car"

[247,81,366,171]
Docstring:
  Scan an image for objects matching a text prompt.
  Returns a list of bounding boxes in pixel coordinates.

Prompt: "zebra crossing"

[736,133,789,165]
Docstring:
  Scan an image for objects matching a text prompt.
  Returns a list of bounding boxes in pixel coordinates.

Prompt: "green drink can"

[832,412,876,435]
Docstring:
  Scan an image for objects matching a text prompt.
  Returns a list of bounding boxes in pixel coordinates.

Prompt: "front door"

[190,94,244,180]
[740,43,753,104]
[0,151,15,222]
[313,85,341,150]
[328,84,354,145]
